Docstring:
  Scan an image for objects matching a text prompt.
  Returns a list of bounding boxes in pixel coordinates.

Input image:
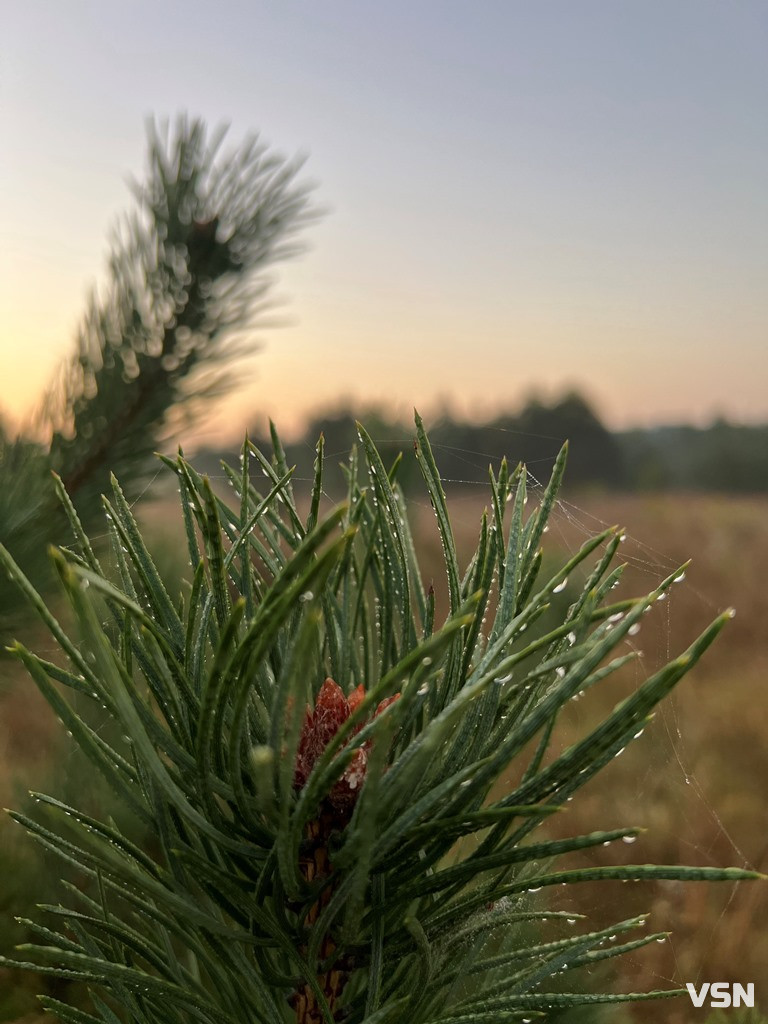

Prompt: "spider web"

[357,426,765,1020]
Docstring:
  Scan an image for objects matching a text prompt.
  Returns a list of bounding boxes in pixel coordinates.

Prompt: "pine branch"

[0,114,317,632]
[1,418,762,1021]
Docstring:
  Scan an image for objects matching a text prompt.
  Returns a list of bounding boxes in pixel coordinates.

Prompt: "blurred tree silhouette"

[195,393,625,498]
[193,394,768,499]
[0,114,317,631]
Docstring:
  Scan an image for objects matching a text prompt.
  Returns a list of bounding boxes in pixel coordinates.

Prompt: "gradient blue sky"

[2,1,766,442]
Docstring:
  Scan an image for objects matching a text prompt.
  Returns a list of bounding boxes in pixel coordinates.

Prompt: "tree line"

[194,391,768,494]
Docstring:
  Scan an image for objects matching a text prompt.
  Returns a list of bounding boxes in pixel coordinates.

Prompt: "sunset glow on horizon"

[2,1,766,447]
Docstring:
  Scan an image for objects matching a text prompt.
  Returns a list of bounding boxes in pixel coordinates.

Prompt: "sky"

[2,1,766,444]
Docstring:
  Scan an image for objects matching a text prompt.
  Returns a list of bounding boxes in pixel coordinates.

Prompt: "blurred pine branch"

[0,114,317,632]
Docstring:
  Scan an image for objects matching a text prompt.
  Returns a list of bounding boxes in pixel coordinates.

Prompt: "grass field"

[1,485,766,1021]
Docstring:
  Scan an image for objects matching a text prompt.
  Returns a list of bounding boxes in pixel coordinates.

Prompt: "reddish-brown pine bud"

[293,677,399,812]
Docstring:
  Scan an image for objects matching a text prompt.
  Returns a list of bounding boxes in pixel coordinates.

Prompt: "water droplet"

[657,591,667,602]
[566,917,577,924]
[555,666,566,679]
[553,578,568,594]
[633,728,645,739]
[622,835,637,844]
[656,936,666,944]
[417,683,429,696]
[567,631,576,646]
[628,622,641,636]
